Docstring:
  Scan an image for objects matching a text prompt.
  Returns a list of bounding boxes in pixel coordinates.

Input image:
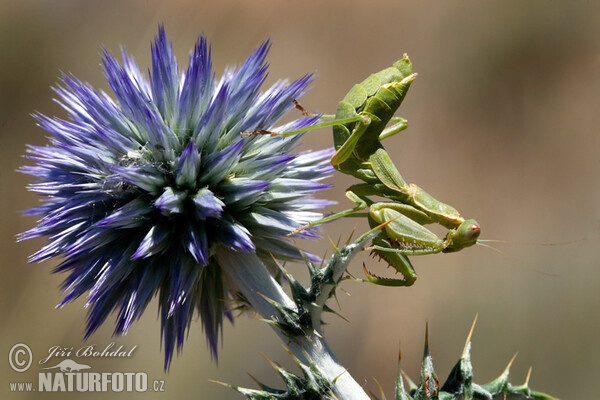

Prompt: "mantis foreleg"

[362,260,416,287]
[362,205,480,286]
[331,116,372,166]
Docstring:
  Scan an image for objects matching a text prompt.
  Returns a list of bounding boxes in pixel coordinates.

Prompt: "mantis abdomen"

[333,58,416,164]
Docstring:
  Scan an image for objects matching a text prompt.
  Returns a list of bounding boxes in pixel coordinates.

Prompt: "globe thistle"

[19,26,334,368]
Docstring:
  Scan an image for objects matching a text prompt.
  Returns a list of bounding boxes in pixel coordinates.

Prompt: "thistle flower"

[20,26,333,368]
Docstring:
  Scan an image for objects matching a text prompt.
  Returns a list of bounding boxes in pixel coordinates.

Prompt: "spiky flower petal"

[20,26,333,368]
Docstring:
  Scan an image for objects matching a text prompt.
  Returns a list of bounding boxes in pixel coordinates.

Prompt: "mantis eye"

[455,219,480,243]
[467,223,481,240]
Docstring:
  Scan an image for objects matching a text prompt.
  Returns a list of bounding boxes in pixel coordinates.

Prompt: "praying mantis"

[244,55,480,286]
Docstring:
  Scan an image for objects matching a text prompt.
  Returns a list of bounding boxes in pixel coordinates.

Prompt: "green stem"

[216,248,370,400]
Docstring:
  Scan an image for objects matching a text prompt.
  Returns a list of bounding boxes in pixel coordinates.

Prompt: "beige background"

[1,1,598,399]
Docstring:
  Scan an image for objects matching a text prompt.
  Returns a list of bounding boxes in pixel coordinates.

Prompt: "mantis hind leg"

[369,148,465,229]
[369,148,410,194]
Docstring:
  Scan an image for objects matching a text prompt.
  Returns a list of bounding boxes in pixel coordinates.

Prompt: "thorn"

[269,252,285,270]
[400,370,410,381]
[328,235,338,251]
[371,215,401,233]
[320,249,328,268]
[502,352,519,376]
[398,341,402,364]
[508,352,518,370]
[336,234,342,249]
[332,290,342,310]
[424,321,430,357]
[259,352,281,370]
[247,373,262,387]
[463,314,478,355]
[346,226,356,246]
[323,304,350,323]
[208,379,231,388]
[282,346,296,361]
[333,368,349,384]
[254,291,272,303]
[373,378,386,400]
[524,366,532,386]
[298,345,312,363]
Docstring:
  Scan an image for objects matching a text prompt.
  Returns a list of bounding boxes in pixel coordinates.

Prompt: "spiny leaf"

[383,322,558,400]
[217,350,336,400]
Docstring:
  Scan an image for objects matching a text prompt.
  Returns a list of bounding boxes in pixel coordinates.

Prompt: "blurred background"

[1,1,598,398]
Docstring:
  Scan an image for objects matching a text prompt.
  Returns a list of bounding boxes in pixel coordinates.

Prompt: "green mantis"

[245,55,480,286]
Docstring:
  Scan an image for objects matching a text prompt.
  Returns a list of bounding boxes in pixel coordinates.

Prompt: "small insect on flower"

[117,145,146,166]
[19,26,334,369]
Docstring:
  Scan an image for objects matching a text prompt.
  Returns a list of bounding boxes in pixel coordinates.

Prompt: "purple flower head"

[19,26,334,369]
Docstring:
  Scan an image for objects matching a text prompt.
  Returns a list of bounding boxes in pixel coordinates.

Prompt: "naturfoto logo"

[38,360,148,393]
[8,343,163,393]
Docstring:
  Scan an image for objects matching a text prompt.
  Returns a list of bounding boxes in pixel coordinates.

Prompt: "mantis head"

[442,219,481,253]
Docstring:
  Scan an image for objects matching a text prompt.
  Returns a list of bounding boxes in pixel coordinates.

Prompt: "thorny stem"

[216,247,371,400]
[310,229,379,332]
